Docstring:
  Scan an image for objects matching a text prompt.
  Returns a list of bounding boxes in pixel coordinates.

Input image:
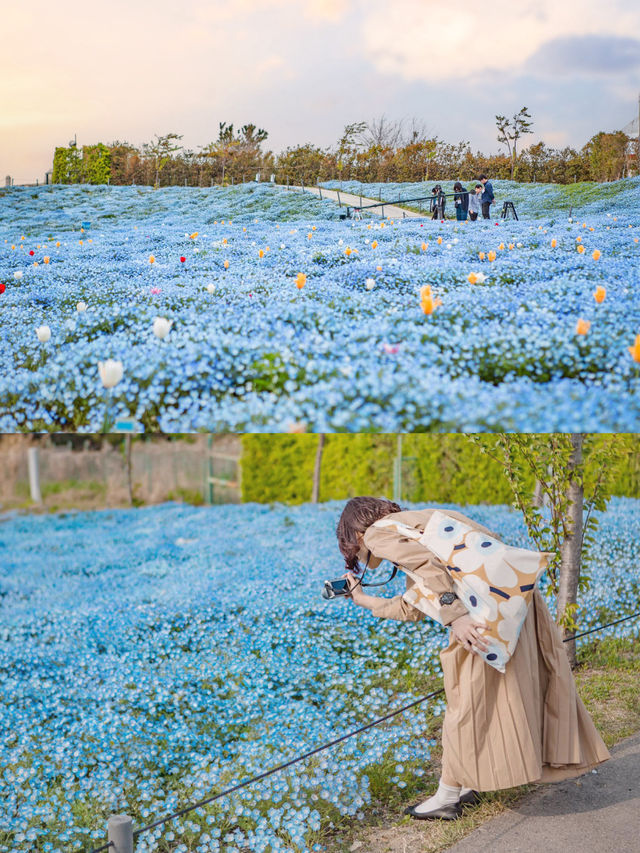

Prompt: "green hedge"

[52,143,111,184]
[241,434,640,505]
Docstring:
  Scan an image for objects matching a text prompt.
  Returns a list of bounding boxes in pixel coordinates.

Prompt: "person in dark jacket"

[453,182,469,221]
[478,174,495,219]
[431,185,446,220]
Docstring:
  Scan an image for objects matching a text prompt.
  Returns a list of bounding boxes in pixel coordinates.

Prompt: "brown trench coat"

[362,508,611,791]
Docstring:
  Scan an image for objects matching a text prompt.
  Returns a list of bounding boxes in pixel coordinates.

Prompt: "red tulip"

[180,256,186,263]
[29,250,35,256]
[0,283,5,294]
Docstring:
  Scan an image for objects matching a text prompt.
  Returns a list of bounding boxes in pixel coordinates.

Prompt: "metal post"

[393,435,403,503]
[381,204,384,218]
[336,190,341,207]
[318,185,322,199]
[27,447,42,504]
[108,814,134,853]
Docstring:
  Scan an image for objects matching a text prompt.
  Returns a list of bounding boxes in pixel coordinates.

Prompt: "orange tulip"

[258,249,264,258]
[43,256,50,264]
[222,238,227,245]
[345,247,352,256]
[295,273,307,289]
[149,255,155,263]
[421,242,428,251]
[467,273,478,284]
[576,319,591,335]
[594,286,606,304]
[592,249,601,260]
[629,334,640,362]
[488,251,496,262]
[371,240,378,249]
[577,245,585,254]
[478,251,485,260]
[437,236,442,245]
[498,242,505,250]
[190,232,198,239]
[508,243,514,250]
[420,285,442,315]
[551,239,557,248]
[56,241,60,247]
[376,265,382,271]
[224,260,229,269]
[576,236,582,243]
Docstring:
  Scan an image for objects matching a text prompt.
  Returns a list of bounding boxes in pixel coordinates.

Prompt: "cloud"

[359,0,640,81]
[527,35,640,75]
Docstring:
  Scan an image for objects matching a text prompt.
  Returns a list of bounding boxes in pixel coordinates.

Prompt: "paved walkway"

[276,184,426,219]
[446,732,640,853]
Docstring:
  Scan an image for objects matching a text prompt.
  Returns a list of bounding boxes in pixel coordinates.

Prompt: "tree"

[582,131,630,181]
[469,434,621,667]
[142,133,184,189]
[496,107,534,179]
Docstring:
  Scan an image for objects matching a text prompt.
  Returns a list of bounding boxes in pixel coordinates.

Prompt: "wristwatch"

[439,592,458,605]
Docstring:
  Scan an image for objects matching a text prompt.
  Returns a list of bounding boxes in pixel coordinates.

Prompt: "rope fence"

[84,610,640,853]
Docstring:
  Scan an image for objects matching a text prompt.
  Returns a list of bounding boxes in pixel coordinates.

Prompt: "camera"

[322,578,352,600]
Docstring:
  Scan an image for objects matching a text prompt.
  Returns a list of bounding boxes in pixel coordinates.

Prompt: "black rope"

[83,609,639,852]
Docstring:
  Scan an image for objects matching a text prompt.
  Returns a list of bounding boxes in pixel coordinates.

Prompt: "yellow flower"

[629,334,640,362]
[576,318,591,335]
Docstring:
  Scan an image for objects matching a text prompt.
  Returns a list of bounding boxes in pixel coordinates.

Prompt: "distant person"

[468,184,483,221]
[453,182,469,221]
[478,174,495,219]
[431,185,446,220]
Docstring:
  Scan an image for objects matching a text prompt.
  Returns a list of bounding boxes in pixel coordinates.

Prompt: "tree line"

[52,110,637,187]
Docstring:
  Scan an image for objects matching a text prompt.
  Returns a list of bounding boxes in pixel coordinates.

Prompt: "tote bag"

[373,511,552,673]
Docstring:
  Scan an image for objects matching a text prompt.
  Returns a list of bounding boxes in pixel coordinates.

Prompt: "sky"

[2,0,640,184]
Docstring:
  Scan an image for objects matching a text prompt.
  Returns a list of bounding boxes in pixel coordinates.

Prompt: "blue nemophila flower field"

[0,499,638,853]
[1,180,640,432]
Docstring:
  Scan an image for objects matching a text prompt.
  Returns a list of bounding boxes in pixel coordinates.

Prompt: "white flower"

[365,278,375,290]
[475,273,487,284]
[36,325,51,343]
[153,317,173,339]
[338,239,343,246]
[280,243,285,249]
[14,271,23,280]
[76,301,87,312]
[516,242,523,248]
[98,359,123,389]
[207,283,216,294]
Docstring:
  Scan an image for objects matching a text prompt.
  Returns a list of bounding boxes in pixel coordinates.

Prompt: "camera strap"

[357,551,399,589]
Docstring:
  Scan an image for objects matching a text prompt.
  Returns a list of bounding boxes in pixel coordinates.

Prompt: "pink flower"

[150,287,161,295]
[383,343,400,354]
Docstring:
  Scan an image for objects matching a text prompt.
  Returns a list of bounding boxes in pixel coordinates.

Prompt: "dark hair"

[336,496,402,573]
[478,174,488,180]
[453,182,463,192]
[475,184,483,189]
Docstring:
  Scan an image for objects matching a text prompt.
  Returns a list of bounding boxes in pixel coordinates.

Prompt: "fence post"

[336,190,341,207]
[108,814,134,853]
[27,447,42,504]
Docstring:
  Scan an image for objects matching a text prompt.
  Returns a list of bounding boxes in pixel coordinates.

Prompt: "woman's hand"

[344,572,367,606]
[450,613,489,654]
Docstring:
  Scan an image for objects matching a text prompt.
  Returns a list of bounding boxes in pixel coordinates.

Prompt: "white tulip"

[98,359,123,389]
[36,325,51,343]
[476,273,487,284]
[153,317,173,339]
[77,301,87,312]
[207,283,216,293]
[14,271,23,279]
[365,278,376,290]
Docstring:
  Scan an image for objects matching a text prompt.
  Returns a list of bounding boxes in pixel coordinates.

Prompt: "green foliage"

[52,144,111,184]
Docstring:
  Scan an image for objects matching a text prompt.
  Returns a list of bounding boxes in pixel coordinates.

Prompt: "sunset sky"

[2,0,639,183]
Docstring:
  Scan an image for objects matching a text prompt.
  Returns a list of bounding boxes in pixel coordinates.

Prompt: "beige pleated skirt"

[440,588,611,791]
